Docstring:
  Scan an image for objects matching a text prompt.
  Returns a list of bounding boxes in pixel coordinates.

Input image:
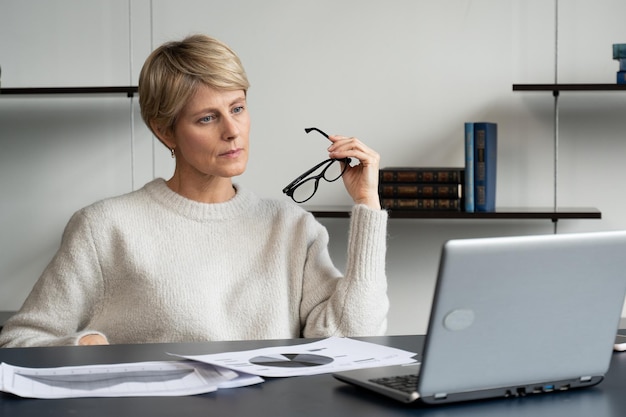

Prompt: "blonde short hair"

[138,34,250,137]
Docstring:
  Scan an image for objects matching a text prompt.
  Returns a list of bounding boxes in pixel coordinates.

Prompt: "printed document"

[0,360,263,399]
[172,337,418,377]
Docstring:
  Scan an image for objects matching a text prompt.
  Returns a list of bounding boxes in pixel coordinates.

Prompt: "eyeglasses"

[282,128,351,203]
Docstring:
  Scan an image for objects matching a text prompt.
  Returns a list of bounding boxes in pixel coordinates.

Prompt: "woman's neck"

[166,173,236,204]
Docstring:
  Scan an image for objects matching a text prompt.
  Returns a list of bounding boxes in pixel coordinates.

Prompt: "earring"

[170,148,175,158]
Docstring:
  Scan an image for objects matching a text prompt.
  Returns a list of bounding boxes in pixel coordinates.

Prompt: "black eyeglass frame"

[282,128,352,203]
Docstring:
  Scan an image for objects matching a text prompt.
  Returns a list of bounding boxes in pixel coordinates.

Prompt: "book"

[613,43,626,60]
[618,71,626,85]
[618,58,626,72]
[380,198,462,211]
[464,122,475,212]
[474,122,497,212]
[379,183,462,198]
[379,167,464,184]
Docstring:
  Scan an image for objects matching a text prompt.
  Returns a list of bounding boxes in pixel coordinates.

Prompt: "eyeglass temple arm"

[304,127,330,139]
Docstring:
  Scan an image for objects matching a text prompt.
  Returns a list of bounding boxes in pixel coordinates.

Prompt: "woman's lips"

[220,148,243,158]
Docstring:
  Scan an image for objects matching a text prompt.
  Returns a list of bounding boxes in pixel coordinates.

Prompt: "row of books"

[378,167,465,211]
[614,43,626,85]
[378,121,498,213]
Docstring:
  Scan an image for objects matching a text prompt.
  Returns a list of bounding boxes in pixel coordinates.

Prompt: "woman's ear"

[150,121,175,150]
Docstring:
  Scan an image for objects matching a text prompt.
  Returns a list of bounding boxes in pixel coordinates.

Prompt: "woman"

[0,34,388,347]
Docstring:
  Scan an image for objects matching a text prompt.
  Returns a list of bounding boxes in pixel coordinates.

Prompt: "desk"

[1,334,626,417]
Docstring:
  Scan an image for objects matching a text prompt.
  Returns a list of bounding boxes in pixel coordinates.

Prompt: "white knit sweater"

[0,179,388,347]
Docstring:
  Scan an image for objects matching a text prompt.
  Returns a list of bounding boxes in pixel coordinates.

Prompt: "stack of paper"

[0,360,263,399]
[171,336,418,377]
[1,337,417,398]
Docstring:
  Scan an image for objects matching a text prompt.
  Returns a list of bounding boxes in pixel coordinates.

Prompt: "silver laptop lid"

[418,231,626,400]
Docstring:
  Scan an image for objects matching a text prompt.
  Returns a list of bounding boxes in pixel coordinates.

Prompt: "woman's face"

[165,85,250,181]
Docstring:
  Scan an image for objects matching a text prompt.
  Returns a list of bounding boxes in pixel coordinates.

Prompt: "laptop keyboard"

[370,374,419,394]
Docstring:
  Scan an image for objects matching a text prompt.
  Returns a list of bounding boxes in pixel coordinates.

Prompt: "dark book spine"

[464,122,475,212]
[379,168,464,183]
[474,122,497,212]
[381,198,462,211]
[379,183,461,198]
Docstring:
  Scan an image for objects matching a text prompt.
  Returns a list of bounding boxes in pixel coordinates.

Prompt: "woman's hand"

[327,134,381,210]
[78,334,109,346]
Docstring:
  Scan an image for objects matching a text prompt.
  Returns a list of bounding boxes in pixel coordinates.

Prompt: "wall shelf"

[511,82,626,231]
[306,206,601,221]
[0,86,138,97]
[313,84,621,220]
[513,83,626,93]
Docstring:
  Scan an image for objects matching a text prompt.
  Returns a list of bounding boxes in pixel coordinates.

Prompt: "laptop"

[333,231,626,404]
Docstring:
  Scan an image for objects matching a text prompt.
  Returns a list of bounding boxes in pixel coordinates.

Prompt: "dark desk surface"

[1,333,626,417]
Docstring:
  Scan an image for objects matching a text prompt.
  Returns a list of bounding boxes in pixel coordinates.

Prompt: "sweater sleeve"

[0,210,105,347]
[300,205,389,337]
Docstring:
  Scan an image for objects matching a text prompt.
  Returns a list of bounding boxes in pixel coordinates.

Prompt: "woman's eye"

[199,115,215,123]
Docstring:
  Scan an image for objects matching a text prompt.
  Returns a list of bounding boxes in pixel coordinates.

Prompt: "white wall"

[1,0,625,335]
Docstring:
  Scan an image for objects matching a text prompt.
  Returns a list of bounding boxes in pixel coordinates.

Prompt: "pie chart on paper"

[249,353,334,368]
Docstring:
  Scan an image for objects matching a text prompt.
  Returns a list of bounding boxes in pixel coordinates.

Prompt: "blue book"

[464,122,474,212]
[618,71,626,85]
[474,122,497,212]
